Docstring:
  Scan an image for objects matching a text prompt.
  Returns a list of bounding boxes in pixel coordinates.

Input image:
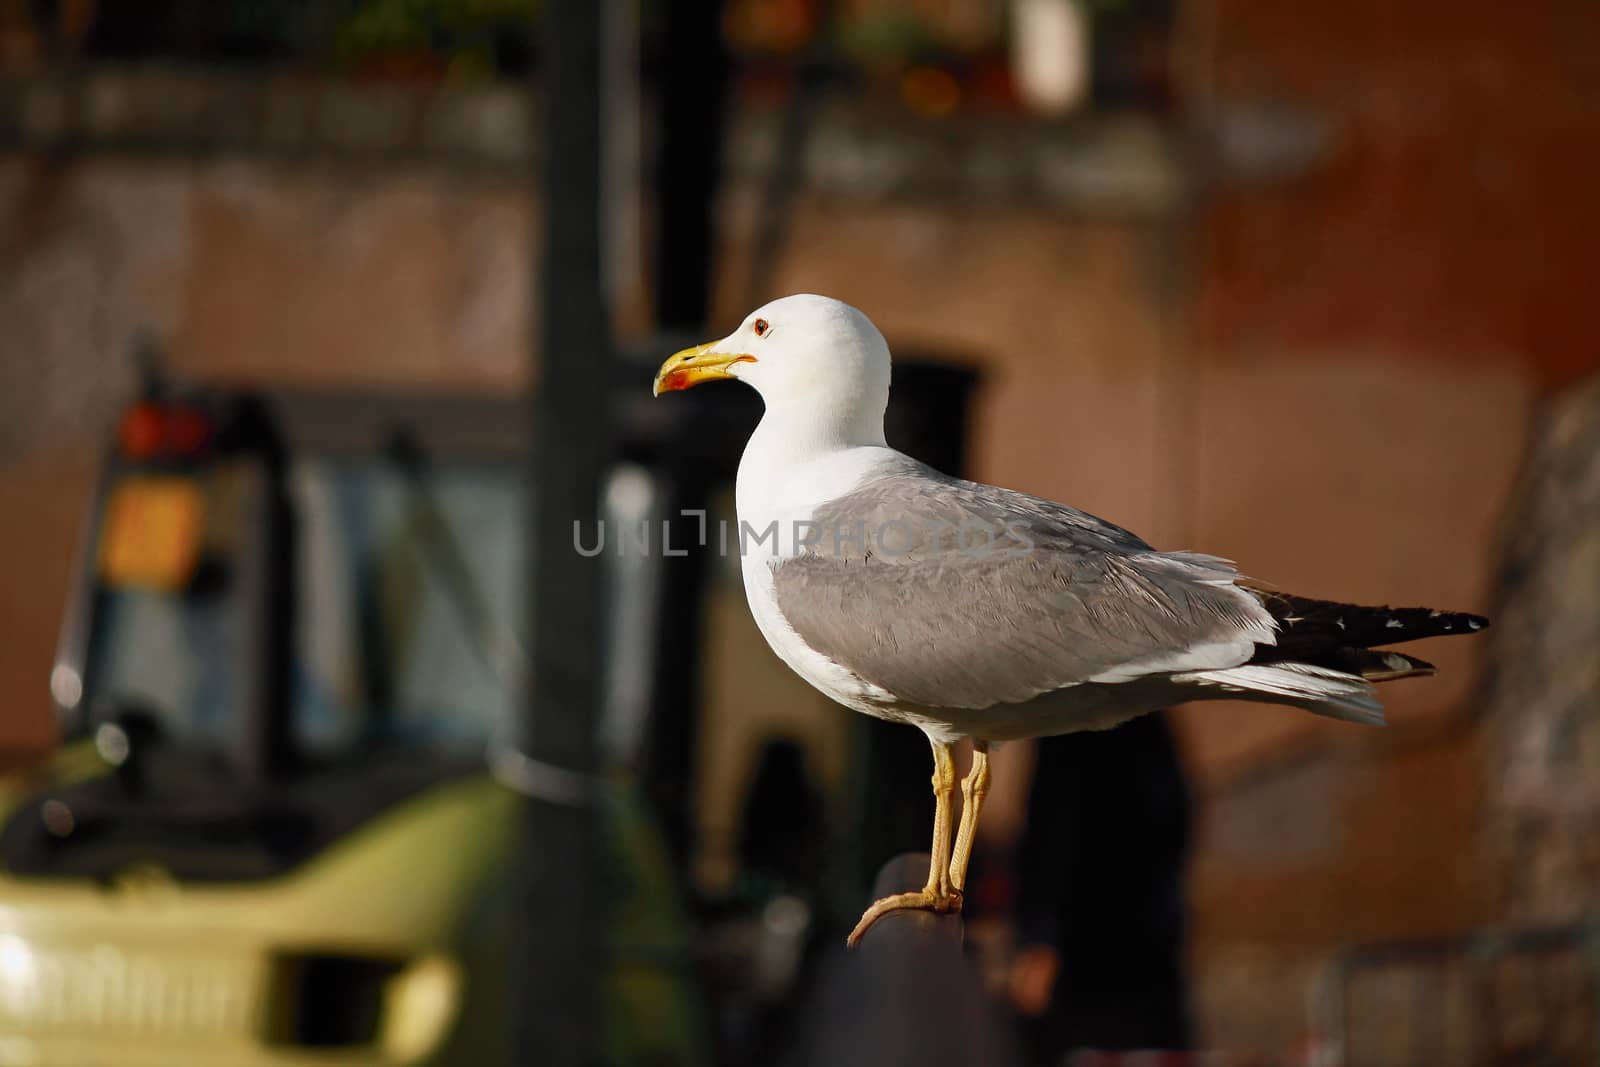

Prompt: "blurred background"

[0,1,1596,1064]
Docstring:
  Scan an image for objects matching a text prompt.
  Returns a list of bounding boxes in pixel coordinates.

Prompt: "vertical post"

[517,1,611,1063]
[640,0,729,876]
[652,0,727,330]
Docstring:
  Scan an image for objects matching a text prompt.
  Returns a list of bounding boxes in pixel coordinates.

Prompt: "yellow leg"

[846,740,961,948]
[948,741,990,893]
[925,740,957,896]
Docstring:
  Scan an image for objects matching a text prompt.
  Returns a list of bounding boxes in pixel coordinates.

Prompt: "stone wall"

[1482,375,1600,922]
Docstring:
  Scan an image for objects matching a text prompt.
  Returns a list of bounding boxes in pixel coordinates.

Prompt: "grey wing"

[770,459,1276,710]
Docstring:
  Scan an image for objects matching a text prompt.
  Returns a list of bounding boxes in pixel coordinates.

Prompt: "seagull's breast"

[734,441,907,715]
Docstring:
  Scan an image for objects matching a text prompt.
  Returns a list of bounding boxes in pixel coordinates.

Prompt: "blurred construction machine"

[0,376,703,1065]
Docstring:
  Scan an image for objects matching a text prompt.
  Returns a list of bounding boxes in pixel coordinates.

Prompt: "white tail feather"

[1175,662,1386,726]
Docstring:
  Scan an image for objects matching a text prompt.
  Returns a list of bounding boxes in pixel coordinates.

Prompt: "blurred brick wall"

[1482,375,1600,923]
[0,448,96,757]
[1185,0,1600,1050]
[1200,0,1600,389]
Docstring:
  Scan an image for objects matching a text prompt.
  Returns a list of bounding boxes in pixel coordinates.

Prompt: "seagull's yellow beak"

[652,342,756,397]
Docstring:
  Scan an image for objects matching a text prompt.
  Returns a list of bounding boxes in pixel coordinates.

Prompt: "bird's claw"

[845,887,964,948]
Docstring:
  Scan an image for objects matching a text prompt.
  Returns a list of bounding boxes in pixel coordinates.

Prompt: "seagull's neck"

[756,400,888,456]
[736,403,892,524]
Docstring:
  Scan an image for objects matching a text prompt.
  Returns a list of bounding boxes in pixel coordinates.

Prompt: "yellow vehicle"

[0,385,699,1065]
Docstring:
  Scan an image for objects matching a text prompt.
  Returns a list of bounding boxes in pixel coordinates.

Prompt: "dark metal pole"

[638,0,730,877]
[517,1,611,1063]
[652,0,727,330]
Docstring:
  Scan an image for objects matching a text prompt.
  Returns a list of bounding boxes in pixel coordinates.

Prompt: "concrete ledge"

[0,64,1188,213]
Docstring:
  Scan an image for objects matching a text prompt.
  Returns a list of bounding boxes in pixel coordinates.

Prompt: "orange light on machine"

[117,403,213,461]
[98,477,205,591]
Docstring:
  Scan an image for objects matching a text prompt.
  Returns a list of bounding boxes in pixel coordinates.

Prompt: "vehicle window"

[291,457,523,757]
[84,453,523,761]
[91,582,245,747]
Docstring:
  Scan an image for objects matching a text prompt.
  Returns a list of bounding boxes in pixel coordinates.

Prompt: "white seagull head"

[653,294,891,446]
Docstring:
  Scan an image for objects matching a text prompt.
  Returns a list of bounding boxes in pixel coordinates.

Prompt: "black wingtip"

[1421,610,1490,637]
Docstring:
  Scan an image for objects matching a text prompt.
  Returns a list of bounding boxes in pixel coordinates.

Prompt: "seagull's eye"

[753,318,770,338]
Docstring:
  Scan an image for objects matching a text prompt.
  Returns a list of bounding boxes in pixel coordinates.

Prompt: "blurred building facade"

[1,0,1597,1055]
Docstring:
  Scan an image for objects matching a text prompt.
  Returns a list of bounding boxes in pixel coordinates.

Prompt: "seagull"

[653,294,1489,948]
